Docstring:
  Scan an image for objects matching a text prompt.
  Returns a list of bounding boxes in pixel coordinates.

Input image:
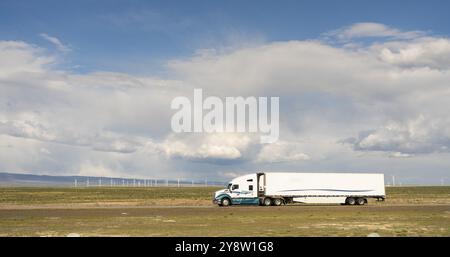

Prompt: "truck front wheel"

[263,197,272,206]
[221,198,231,207]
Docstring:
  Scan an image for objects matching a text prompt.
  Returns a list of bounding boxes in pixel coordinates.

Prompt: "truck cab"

[213,174,261,206]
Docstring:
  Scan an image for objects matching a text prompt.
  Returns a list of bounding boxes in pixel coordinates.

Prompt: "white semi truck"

[213,172,385,206]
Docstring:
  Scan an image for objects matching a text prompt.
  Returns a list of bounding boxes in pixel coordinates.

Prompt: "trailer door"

[257,173,265,197]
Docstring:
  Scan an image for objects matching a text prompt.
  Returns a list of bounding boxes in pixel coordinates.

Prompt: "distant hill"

[0,172,79,186]
[0,172,224,187]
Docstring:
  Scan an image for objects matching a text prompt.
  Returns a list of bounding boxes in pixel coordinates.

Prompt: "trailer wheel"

[263,197,272,206]
[356,198,366,205]
[273,198,283,206]
[346,197,356,205]
[221,198,231,207]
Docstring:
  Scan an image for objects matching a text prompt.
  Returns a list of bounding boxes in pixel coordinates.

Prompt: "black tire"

[273,198,283,206]
[346,197,356,205]
[221,198,231,207]
[263,197,272,206]
[356,197,366,205]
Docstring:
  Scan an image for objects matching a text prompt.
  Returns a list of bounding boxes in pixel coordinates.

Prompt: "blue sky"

[1,0,449,74]
[1,1,450,184]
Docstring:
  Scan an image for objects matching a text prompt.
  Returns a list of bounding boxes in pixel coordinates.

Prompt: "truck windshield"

[227,183,232,190]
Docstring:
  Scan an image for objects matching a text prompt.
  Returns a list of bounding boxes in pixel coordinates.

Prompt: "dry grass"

[0,186,449,236]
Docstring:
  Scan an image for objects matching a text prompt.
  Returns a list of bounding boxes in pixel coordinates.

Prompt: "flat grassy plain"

[0,186,449,236]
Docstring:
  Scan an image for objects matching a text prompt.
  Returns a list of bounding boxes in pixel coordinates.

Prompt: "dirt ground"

[0,186,449,236]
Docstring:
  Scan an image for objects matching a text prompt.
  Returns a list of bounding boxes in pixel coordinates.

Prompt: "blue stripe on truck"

[279,189,374,192]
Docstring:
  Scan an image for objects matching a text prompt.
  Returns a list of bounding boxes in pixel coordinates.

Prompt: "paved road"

[0,204,449,218]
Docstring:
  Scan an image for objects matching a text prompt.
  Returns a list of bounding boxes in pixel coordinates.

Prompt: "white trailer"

[213,172,385,206]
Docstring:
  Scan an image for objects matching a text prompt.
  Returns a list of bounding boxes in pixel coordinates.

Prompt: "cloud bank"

[1,23,450,183]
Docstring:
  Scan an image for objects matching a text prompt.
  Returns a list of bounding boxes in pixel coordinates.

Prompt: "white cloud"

[39,33,71,53]
[256,142,310,163]
[39,147,51,155]
[389,152,413,158]
[161,133,253,161]
[0,41,54,78]
[347,115,450,154]
[169,40,382,97]
[376,37,450,69]
[325,22,424,41]
[168,37,449,102]
[0,112,151,154]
